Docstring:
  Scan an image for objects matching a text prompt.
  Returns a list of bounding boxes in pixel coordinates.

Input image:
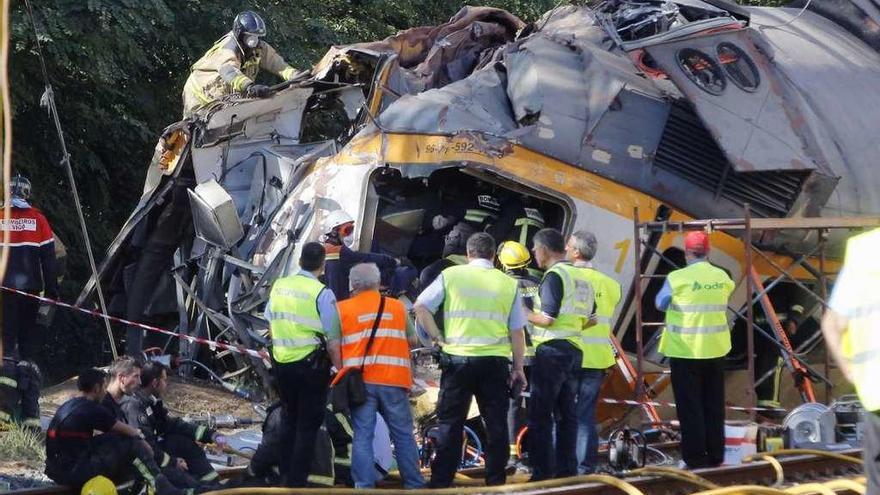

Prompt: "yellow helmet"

[497,241,531,270]
[81,476,117,495]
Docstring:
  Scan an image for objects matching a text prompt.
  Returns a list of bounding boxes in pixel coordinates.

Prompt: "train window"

[717,43,760,92]
[676,48,726,95]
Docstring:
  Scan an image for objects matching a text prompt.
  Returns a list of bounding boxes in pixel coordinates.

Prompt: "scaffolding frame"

[630,205,880,419]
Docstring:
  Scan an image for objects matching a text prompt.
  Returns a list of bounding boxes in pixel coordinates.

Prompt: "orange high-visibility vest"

[338,290,412,389]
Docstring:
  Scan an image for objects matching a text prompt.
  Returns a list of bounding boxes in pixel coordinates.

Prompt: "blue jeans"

[351,384,425,489]
[576,369,606,474]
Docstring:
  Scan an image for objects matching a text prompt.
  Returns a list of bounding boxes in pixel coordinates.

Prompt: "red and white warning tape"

[0,286,792,414]
[0,286,270,360]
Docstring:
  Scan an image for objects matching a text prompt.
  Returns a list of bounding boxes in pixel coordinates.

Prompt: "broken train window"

[716,43,759,92]
[676,48,726,95]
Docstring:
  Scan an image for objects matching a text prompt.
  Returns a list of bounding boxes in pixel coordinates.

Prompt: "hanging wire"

[21,0,118,358]
[0,0,11,358]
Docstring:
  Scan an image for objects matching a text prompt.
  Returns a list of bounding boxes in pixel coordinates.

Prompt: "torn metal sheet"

[83,1,880,400]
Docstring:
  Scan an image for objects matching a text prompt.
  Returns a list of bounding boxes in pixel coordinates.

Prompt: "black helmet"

[233,11,266,39]
[10,174,30,200]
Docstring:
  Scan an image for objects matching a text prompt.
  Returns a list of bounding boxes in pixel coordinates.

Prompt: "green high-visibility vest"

[532,263,594,348]
[579,268,620,369]
[839,228,880,411]
[659,261,733,359]
[442,264,517,358]
[268,274,325,363]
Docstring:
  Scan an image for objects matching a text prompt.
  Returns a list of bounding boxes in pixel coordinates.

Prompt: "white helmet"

[323,209,354,234]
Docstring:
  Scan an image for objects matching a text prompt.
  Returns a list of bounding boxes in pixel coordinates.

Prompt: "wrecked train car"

[81,2,880,410]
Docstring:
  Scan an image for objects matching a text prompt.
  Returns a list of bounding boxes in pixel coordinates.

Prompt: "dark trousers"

[160,433,217,483]
[429,355,510,488]
[864,411,880,494]
[528,340,582,480]
[2,290,40,360]
[274,354,331,487]
[670,357,726,468]
[47,434,166,491]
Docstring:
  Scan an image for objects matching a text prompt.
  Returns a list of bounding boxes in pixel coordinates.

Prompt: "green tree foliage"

[9,0,555,379]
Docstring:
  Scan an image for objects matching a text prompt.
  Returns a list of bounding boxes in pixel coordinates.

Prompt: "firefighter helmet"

[10,174,30,200]
[497,240,531,270]
[81,476,117,495]
[323,209,354,235]
[233,11,266,48]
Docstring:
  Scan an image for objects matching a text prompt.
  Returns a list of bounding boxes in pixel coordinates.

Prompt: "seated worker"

[321,209,397,301]
[0,357,41,430]
[182,11,303,116]
[122,362,226,488]
[245,402,354,487]
[102,356,142,423]
[45,368,184,495]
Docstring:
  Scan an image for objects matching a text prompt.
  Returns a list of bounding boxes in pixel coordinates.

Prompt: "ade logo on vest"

[691,281,727,291]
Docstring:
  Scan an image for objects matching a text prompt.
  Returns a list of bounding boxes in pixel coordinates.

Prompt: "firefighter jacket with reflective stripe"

[0,206,58,296]
[532,263,595,348]
[268,274,325,363]
[578,268,620,369]
[510,272,540,358]
[0,359,40,427]
[122,390,215,468]
[338,290,412,389]
[839,228,880,411]
[182,32,297,115]
[659,261,734,359]
[442,264,518,358]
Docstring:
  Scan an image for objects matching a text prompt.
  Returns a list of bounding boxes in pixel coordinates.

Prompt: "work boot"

[155,474,193,495]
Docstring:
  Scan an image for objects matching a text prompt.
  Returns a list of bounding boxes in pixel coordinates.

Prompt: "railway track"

[4,449,864,495]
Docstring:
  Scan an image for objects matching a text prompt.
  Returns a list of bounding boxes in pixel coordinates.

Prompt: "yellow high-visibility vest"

[659,261,733,359]
[532,263,594,348]
[267,274,325,363]
[442,264,517,358]
[839,228,880,411]
[579,268,620,369]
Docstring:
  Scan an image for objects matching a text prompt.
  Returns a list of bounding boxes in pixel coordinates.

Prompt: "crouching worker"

[123,362,226,489]
[337,263,425,489]
[45,368,183,495]
[245,402,354,487]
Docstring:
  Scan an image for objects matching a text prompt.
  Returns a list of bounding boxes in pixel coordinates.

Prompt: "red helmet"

[684,231,710,254]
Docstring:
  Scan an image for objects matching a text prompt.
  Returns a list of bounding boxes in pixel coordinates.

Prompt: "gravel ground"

[0,461,53,491]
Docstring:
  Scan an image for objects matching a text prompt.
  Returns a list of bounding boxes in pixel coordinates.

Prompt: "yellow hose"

[783,483,837,495]
[204,473,645,495]
[820,478,865,495]
[629,466,719,490]
[689,485,790,495]
[744,449,862,465]
[746,454,785,487]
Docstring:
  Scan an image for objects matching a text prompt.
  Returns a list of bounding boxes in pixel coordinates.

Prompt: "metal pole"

[744,204,756,421]
[818,228,831,404]
[633,206,644,399]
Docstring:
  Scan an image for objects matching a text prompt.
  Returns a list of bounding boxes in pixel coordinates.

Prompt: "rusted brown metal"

[744,204,757,421]
[633,206,645,400]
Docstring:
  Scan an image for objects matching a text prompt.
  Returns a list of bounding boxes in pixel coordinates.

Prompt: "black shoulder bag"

[331,296,386,413]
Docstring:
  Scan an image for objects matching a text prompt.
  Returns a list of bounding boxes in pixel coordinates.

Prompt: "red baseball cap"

[684,231,710,254]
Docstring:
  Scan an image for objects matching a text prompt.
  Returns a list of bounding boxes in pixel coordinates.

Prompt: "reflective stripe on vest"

[268,274,325,364]
[0,376,16,388]
[839,228,880,411]
[442,264,517,358]
[577,268,620,369]
[659,261,733,359]
[464,208,498,224]
[338,291,412,388]
[533,263,594,348]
